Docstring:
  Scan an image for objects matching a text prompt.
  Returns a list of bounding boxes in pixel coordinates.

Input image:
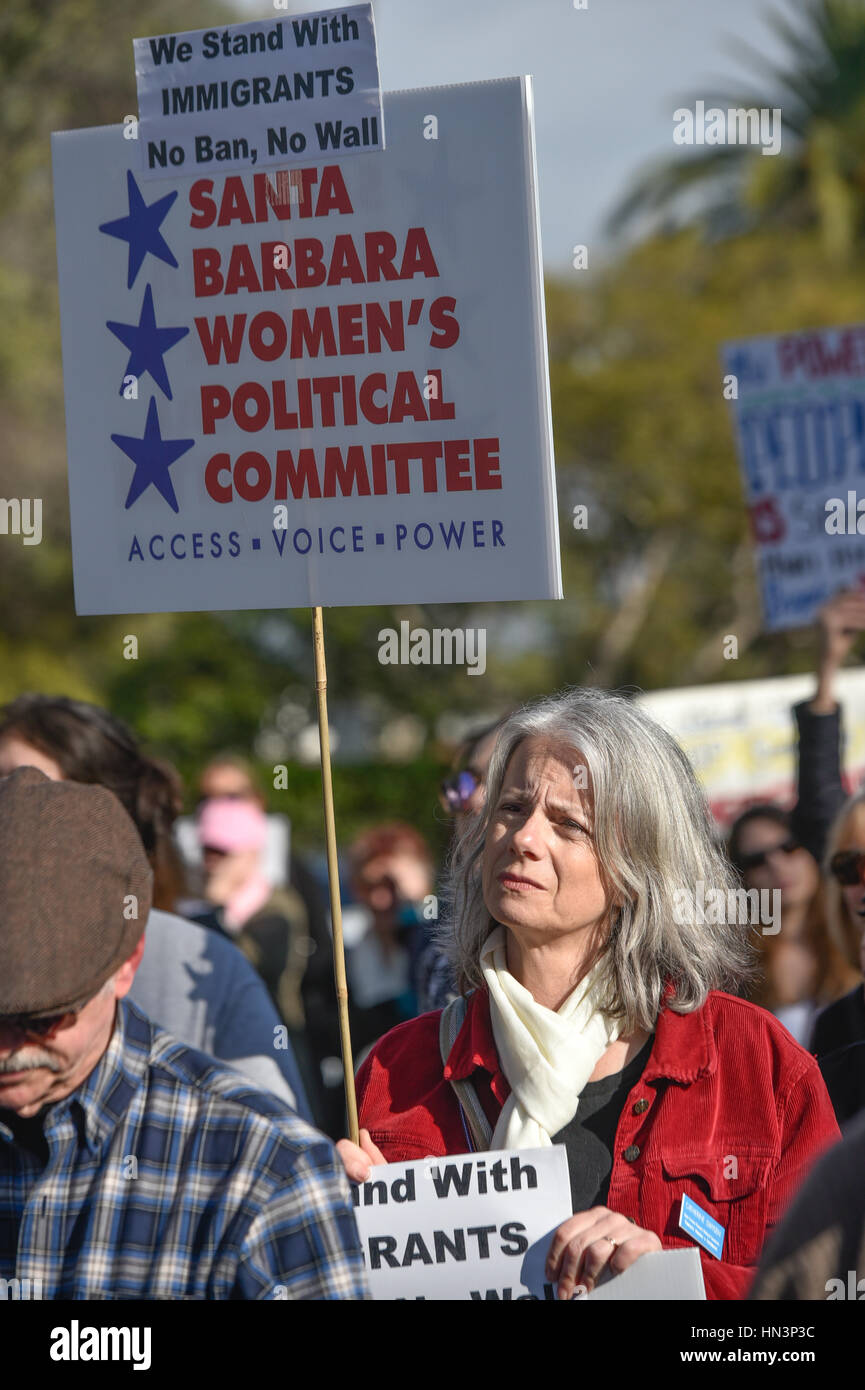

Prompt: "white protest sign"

[722,326,865,631]
[582,1247,705,1300]
[51,78,560,616]
[134,5,383,177]
[352,1147,572,1300]
[638,667,865,826]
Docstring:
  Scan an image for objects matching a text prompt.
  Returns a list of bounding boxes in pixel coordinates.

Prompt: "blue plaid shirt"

[0,999,369,1300]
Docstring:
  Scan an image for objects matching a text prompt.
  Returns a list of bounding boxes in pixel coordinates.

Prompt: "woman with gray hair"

[338,687,839,1300]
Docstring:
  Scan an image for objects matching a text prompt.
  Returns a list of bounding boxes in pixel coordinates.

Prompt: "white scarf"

[480,926,622,1150]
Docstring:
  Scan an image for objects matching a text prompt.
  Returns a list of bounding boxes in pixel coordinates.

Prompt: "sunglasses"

[829,850,865,886]
[0,1009,76,1040]
[440,769,481,814]
[736,836,801,873]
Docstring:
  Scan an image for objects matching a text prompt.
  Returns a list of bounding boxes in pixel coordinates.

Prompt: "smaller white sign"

[352,1147,572,1300]
[583,1247,705,1301]
[134,5,383,178]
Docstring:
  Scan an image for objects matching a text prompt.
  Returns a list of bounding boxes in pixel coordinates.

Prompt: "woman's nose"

[509,807,544,853]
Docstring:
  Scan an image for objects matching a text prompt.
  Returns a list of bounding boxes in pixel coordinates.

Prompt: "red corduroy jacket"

[355,988,841,1300]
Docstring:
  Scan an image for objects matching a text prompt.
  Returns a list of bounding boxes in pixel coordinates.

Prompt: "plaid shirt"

[0,998,369,1300]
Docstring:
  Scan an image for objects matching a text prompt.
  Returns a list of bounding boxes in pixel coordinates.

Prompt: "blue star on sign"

[111,396,194,513]
[99,170,179,289]
[106,285,189,399]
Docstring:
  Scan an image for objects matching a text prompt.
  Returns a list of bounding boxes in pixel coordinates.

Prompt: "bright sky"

[233,0,804,270]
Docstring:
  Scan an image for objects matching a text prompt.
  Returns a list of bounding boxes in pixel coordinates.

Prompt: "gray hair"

[437,686,756,1033]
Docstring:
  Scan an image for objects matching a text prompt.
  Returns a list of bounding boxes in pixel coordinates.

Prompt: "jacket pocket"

[655,1150,773,1267]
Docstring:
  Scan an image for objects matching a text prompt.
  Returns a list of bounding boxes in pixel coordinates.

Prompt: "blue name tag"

[678,1193,725,1259]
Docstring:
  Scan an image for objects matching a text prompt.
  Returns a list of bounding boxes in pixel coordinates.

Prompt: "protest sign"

[134,5,384,178]
[351,1146,572,1300]
[584,1247,705,1300]
[639,667,865,827]
[722,325,865,631]
[51,77,560,616]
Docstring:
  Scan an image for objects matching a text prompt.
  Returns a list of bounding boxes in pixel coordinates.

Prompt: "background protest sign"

[351,1146,572,1300]
[722,325,865,631]
[134,5,384,179]
[639,667,865,827]
[51,77,560,617]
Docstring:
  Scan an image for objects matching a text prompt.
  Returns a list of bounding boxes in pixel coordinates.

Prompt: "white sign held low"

[352,1146,572,1300]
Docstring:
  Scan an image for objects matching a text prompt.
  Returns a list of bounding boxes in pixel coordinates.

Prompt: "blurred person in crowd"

[179,752,288,894]
[728,805,858,1045]
[192,797,311,1035]
[414,719,508,1013]
[438,720,503,827]
[0,695,310,1117]
[199,751,262,803]
[345,823,433,1054]
[727,591,865,1045]
[194,751,341,1134]
[338,688,839,1301]
[749,1109,865,1301]
[0,767,367,1300]
[810,791,865,1121]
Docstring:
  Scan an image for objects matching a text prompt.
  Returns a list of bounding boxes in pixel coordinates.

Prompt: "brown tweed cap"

[0,766,153,1016]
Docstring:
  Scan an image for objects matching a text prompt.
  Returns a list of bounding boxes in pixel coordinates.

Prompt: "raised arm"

[790,590,865,864]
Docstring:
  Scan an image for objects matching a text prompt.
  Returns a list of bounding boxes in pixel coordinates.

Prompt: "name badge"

[678,1193,725,1259]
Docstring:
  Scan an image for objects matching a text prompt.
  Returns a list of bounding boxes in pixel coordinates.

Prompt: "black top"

[790,701,847,866]
[819,1040,865,1127]
[810,984,865,1058]
[552,1033,655,1213]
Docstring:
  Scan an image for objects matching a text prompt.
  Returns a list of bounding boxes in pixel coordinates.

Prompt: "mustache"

[0,1049,61,1075]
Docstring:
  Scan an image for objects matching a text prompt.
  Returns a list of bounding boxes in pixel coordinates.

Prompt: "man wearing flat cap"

[0,767,369,1300]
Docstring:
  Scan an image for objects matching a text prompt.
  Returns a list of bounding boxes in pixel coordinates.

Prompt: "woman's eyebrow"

[544,794,586,816]
[498,788,587,817]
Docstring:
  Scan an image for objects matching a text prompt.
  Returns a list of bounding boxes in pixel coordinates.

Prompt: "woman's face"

[482,736,610,952]
[734,816,818,909]
[0,736,63,781]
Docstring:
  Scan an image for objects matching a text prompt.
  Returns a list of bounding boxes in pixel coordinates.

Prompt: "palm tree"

[608,0,865,261]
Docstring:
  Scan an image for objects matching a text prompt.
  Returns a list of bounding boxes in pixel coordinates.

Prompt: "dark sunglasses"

[0,1009,76,1040]
[439,769,481,814]
[829,850,865,886]
[737,836,801,873]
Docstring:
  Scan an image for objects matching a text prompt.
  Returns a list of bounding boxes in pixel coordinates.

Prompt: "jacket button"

[632,1098,649,1115]
[623,1144,641,1162]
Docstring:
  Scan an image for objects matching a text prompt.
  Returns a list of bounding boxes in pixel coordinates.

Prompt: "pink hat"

[197,797,267,853]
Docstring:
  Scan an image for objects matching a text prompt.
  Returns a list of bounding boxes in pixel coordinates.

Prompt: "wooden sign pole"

[311,605,359,1144]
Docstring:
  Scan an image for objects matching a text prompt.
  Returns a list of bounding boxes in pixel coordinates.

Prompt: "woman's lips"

[498,873,543,891]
